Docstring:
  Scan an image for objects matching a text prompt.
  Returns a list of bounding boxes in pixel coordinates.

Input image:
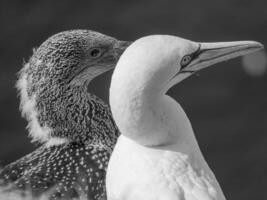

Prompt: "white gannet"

[0,30,130,200]
[106,35,263,200]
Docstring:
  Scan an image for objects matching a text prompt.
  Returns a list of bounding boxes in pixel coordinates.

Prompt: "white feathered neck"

[110,36,197,147]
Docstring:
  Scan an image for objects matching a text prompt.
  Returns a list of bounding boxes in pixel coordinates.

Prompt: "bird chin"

[165,71,194,92]
[71,65,114,86]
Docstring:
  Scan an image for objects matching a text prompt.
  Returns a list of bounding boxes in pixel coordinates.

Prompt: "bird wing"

[0,145,47,185]
[0,142,110,200]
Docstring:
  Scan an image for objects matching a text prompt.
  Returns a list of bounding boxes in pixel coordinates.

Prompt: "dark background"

[0,0,266,199]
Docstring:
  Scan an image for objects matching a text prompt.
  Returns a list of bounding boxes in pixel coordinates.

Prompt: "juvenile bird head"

[17,30,130,144]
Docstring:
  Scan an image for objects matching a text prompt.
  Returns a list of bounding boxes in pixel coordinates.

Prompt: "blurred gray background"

[0,0,266,199]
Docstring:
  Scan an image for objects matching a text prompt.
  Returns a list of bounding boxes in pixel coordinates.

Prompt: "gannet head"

[110,35,263,146]
[114,35,263,96]
[17,30,130,143]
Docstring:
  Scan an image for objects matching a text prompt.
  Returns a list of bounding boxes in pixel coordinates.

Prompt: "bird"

[106,35,263,200]
[0,29,130,200]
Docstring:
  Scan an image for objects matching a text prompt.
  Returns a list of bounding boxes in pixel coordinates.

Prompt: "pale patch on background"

[16,63,51,143]
[242,50,267,77]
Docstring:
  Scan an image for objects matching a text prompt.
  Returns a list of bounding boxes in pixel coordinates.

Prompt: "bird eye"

[90,48,102,58]
[181,55,192,66]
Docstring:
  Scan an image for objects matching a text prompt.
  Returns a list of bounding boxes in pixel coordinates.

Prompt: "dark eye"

[90,48,102,58]
[181,55,192,66]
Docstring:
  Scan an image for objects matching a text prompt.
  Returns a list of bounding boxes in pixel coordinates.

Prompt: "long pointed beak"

[179,40,264,77]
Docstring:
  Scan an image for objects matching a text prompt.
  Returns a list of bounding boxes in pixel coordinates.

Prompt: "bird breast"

[106,135,224,200]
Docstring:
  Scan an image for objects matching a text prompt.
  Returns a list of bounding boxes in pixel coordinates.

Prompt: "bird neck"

[46,86,118,147]
[110,80,197,148]
[20,75,119,147]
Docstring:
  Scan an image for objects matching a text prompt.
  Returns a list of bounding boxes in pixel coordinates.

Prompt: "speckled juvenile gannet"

[0,30,130,200]
[107,35,263,200]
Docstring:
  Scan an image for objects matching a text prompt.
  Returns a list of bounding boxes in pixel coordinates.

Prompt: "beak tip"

[248,41,264,50]
[258,43,264,50]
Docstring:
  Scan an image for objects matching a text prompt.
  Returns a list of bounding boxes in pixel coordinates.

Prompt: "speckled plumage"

[17,30,123,144]
[1,142,110,200]
[0,30,129,199]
